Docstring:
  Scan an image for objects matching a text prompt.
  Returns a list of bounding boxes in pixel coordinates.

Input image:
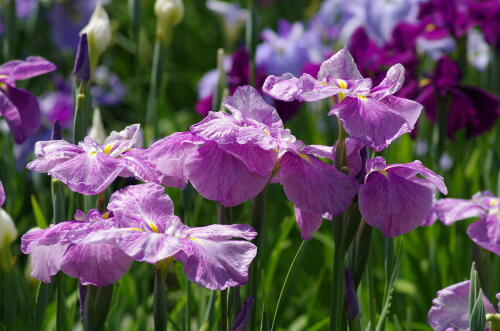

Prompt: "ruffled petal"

[118,149,162,184]
[318,48,363,81]
[103,124,141,157]
[27,140,82,173]
[29,244,68,283]
[185,142,269,207]
[222,86,283,129]
[185,224,257,241]
[218,143,277,176]
[279,151,358,216]
[386,160,447,195]
[61,243,132,286]
[430,199,484,225]
[108,183,174,228]
[294,206,323,240]
[262,73,300,101]
[467,215,500,255]
[147,132,203,189]
[359,171,434,237]
[175,237,257,290]
[50,152,124,195]
[296,73,342,102]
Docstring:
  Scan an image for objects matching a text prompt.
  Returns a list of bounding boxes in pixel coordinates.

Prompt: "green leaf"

[30,194,48,229]
[469,290,486,331]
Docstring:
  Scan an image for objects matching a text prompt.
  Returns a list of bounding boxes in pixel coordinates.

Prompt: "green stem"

[52,179,67,331]
[250,189,265,331]
[145,39,165,144]
[217,204,233,330]
[56,273,67,331]
[154,258,173,331]
[73,82,91,144]
[220,290,229,331]
[83,285,114,331]
[245,0,257,87]
[2,0,16,60]
[330,214,345,331]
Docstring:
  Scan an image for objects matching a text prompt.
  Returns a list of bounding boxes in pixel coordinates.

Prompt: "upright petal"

[318,48,363,81]
[147,132,203,189]
[185,142,269,207]
[294,206,323,240]
[61,243,132,286]
[50,152,124,195]
[222,86,283,129]
[359,171,434,237]
[279,151,358,216]
[103,124,141,157]
[108,183,174,227]
[175,237,257,290]
[370,63,405,99]
[262,73,300,102]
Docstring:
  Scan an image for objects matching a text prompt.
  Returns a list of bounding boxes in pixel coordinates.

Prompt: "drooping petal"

[218,143,277,176]
[359,171,434,237]
[29,244,68,283]
[108,183,174,228]
[430,198,484,225]
[467,215,500,255]
[175,237,257,290]
[27,140,82,173]
[294,206,323,240]
[279,152,358,216]
[147,132,203,189]
[370,63,405,99]
[222,86,283,129]
[295,73,343,102]
[185,142,270,207]
[185,223,257,241]
[118,149,162,184]
[2,86,41,144]
[61,243,132,286]
[1,56,56,84]
[329,96,420,151]
[318,48,363,81]
[50,152,124,195]
[262,73,300,102]
[386,160,448,195]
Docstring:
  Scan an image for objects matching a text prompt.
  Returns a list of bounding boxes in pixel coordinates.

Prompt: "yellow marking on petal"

[319,81,327,86]
[357,95,367,101]
[263,129,271,136]
[0,82,6,90]
[425,23,436,32]
[490,200,498,206]
[338,79,347,89]
[101,212,110,219]
[89,151,97,156]
[128,227,143,231]
[419,78,431,88]
[103,143,115,155]
[299,153,309,161]
[187,237,197,241]
[377,170,389,177]
[148,222,159,233]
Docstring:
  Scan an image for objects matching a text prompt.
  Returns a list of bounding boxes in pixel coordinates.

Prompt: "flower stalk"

[154,257,174,331]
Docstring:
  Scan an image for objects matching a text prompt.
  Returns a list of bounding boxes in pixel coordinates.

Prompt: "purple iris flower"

[80,183,258,290]
[256,19,326,77]
[40,79,73,128]
[27,124,161,195]
[151,86,359,239]
[0,180,4,206]
[92,66,126,107]
[16,0,38,19]
[0,57,56,144]
[358,156,447,237]
[417,56,499,139]
[428,280,498,331]
[426,191,500,255]
[21,209,132,286]
[264,48,423,151]
[469,0,500,52]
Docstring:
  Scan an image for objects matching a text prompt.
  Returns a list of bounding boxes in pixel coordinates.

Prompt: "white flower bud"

[0,208,17,248]
[80,2,112,59]
[154,0,184,43]
[88,108,107,144]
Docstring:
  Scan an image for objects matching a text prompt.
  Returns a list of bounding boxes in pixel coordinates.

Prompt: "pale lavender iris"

[359,156,447,237]
[21,209,132,286]
[264,48,423,151]
[81,183,258,290]
[149,86,281,207]
[27,124,161,195]
[428,280,497,331]
[0,57,56,143]
[92,66,126,107]
[427,192,500,255]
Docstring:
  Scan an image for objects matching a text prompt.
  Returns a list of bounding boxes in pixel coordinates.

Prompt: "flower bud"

[154,0,184,43]
[80,2,111,66]
[88,108,107,144]
[0,208,17,249]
